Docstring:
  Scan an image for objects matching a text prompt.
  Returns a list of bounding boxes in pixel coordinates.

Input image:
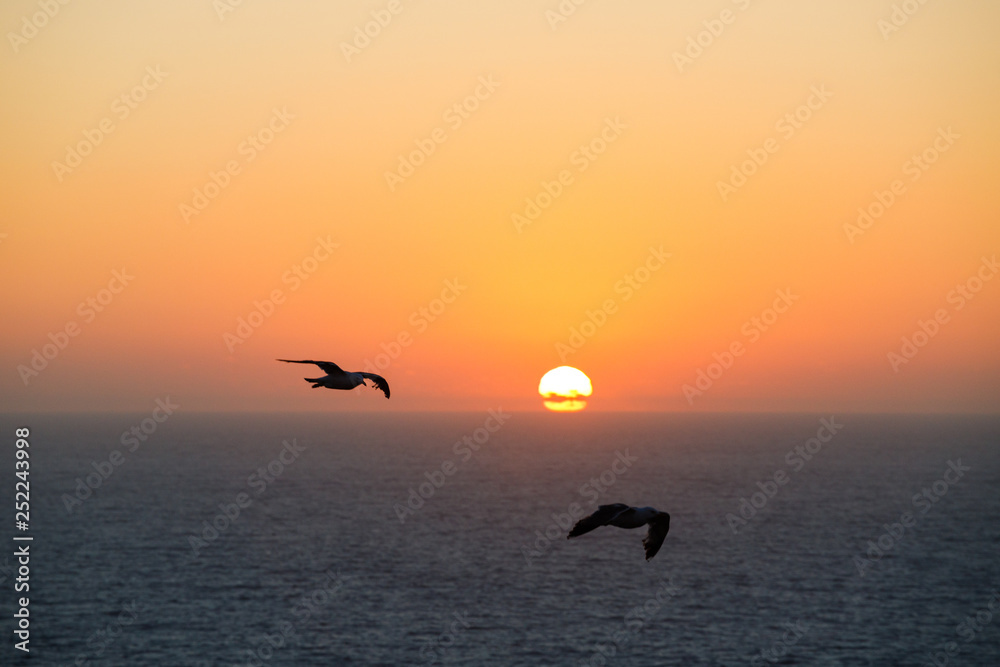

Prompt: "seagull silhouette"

[276,359,390,398]
[567,504,671,561]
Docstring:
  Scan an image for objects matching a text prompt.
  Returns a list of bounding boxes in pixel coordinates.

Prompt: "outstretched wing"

[567,503,631,538]
[359,372,390,399]
[276,359,346,376]
[642,513,670,561]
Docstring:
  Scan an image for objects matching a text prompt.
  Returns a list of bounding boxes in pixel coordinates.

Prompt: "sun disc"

[539,366,592,412]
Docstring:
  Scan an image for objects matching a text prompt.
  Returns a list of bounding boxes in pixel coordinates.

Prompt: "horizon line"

[3,409,998,417]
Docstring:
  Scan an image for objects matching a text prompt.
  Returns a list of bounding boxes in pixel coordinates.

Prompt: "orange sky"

[2,0,998,413]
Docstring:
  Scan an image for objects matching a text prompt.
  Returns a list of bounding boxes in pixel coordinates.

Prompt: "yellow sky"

[2,0,998,412]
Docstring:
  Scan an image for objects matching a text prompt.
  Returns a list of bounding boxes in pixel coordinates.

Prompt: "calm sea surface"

[1,412,998,666]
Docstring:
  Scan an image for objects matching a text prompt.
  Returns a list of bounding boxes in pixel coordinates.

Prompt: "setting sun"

[538,366,593,412]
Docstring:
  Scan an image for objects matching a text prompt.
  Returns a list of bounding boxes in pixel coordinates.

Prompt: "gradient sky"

[2,0,998,413]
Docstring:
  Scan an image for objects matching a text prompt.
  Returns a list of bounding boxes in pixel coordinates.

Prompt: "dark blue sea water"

[1,412,998,666]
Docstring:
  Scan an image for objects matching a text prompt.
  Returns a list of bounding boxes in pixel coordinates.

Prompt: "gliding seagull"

[277,359,390,398]
[567,504,671,561]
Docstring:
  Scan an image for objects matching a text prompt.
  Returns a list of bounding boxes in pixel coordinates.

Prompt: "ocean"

[2,412,998,666]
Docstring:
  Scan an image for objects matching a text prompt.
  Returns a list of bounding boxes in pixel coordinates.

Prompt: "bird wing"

[642,513,670,561]
[359,372,390,399]
[276,359,346,376]
[567,503,631,538]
